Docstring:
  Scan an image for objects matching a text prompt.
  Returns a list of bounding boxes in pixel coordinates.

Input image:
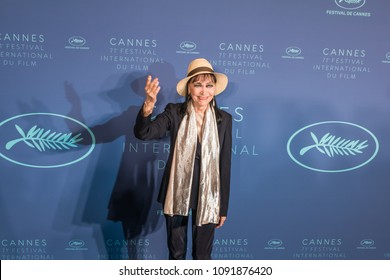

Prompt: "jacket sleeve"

[133,103,175,140]
[219,113,232,217]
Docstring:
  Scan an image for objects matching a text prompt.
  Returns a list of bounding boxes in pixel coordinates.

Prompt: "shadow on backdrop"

[65,62,179,259]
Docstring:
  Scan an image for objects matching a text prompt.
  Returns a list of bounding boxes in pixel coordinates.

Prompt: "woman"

[134,58,232,260]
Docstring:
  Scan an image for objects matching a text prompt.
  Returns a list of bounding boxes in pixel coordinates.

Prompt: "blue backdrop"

[1,0,390,260]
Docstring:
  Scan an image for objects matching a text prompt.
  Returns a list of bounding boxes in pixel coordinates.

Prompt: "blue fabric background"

[1,0,389,259]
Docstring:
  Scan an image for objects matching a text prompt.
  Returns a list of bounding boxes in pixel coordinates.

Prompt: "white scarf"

[164,101,221,226]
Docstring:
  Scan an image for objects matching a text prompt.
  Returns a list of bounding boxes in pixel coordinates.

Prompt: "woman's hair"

[179,73,223,123]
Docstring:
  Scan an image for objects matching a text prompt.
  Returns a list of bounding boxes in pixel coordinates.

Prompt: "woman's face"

[188,74,216,109]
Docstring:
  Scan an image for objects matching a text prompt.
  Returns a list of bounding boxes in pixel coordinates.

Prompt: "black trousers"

[165,212,216,260]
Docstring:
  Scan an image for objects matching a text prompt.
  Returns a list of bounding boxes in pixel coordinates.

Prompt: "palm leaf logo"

[5,124,83,152]
[300,132,368,157]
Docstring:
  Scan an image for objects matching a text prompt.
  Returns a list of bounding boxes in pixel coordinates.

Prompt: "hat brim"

[176,71,228,96]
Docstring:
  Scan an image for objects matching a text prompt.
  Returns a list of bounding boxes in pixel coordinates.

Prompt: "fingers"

[145,75,160,102]
[216,216,227,229]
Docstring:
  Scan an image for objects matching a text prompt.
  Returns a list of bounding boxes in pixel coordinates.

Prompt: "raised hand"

[143,75,161,116]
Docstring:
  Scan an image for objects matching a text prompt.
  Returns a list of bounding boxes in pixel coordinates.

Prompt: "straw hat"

[176,58,228,96]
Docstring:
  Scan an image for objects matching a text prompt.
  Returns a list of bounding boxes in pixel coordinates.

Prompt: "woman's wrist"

[143,100,155,116]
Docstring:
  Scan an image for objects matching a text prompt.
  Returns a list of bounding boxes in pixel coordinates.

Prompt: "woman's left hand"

[216,216,227,229]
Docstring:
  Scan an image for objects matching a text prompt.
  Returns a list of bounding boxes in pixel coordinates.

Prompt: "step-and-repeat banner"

[1,0,390,260]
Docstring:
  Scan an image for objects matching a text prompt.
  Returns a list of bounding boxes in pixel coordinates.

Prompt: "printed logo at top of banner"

[286,47,301,57]
[382,52,390,64]
[326,0,370,17]
[335,0,366,10]
[313,48,370,80]
[0,33,54,67]
[180,41,196,51]
[65,36,90,50]
[69,36,86,47]
[282,46,304,60]
[0,113,95,168]
[176,41,199,54]
[100,37,163,71]
[213,42,270,76]
[287,121,379,172]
